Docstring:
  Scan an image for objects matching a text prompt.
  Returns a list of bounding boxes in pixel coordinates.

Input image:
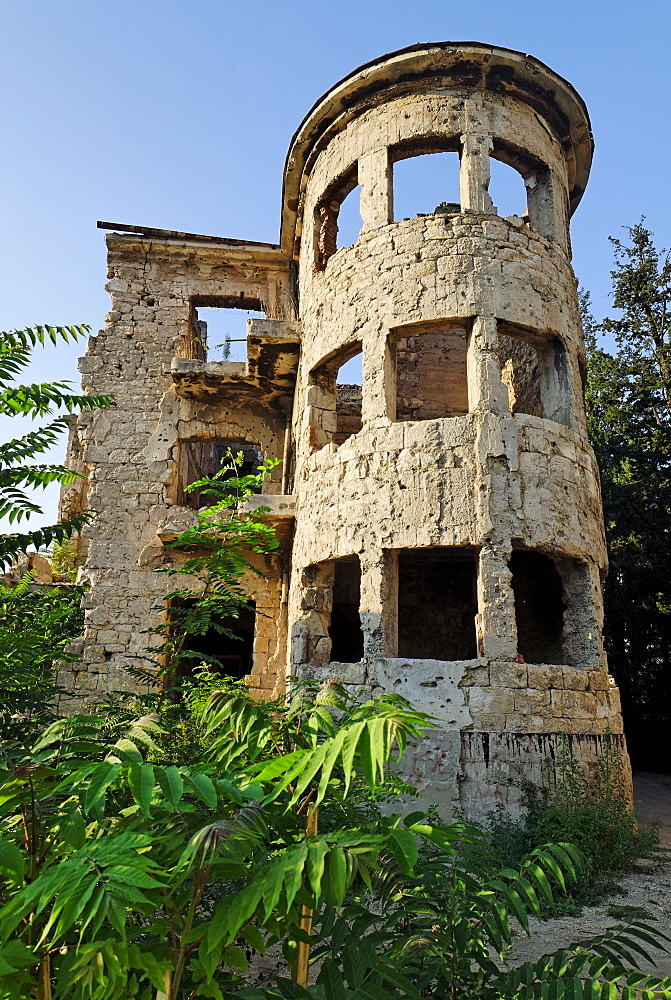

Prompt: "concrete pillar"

[460,134,494,213]
[467,316,509,414]
[359,547,397,657]
[359,148,393,231]
[361,327,396,423]
[478,542,518,661]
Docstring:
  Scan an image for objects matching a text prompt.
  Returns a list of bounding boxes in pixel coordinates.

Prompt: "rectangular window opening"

[497,322,571,426]
[392,149,461,222]
[397,547,479,660]
[488,157,529,220]
[169,597,256,683]
[185,297,266,362]
[329,555,364,664]
[177,439,263,508]
[510,549,565,664]
[393,321,469,421]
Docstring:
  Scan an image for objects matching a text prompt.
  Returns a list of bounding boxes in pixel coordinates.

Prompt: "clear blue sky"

[1,0,670,530]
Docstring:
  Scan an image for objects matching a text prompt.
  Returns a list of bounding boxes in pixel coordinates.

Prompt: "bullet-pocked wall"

[59,42,630,820]
[56,234,299,706]
[283,43,629,818]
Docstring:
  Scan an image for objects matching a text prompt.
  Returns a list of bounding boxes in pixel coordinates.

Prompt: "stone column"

[362,326,396,423]
[525,166,569,252]
[478,542,518,661]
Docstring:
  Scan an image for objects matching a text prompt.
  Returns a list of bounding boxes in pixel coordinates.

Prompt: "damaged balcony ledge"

[240,494,296,519]
[171,320,301,406]
[156,495,296,544]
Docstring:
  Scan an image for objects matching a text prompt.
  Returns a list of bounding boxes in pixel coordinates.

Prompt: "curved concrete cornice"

[280,42,593,255]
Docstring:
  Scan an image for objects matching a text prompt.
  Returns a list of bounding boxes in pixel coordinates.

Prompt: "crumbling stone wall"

[60,42,631,820]
[57,236,296,707]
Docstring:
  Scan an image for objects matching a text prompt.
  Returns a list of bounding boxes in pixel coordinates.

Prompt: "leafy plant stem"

[37,953,52,1000]
[294,804,319,989]
[169,855,209,1000]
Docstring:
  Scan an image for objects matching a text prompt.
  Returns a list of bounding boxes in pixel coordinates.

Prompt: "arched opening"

[308,343,363,451]
[335,185,363,249]
[313,166,360,269]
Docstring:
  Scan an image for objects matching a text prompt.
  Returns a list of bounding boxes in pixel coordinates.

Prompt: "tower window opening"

[308,344,362,451]
[313,167,360,270]
[392,321,470,421]
[497,322,572,426]
[335,350,362,446]
[177,439,263,508]
[397,547,478,660]
[184,296,266,362]
[169,597,256,683]
[510,550,564,664]
[488,157,528,219]
[329,556,364,663]
[392,150,461,222]
[335,185,363,249]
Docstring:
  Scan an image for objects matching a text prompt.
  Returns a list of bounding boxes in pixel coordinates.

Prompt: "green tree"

[583,222,671,770]
[0,325,111,568]
[0,687,431,999]
[134,451,281,702]
[0,573,84,747]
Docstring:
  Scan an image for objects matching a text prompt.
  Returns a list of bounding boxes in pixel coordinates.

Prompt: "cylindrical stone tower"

[282,42,629,817]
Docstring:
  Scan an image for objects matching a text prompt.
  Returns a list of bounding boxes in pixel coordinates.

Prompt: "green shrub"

[489,737,659,911]
[2,691,670,1000]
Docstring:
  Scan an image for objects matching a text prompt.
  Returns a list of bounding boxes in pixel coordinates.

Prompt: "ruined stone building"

[58,42,630,818]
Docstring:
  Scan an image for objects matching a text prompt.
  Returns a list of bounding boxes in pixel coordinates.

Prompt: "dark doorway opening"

[510,550,565,663]
[398,547,478,659]
[170,598,256,682]
[329,556,364,663]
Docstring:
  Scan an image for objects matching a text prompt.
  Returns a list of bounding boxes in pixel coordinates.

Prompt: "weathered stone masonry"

[58,42,631,819]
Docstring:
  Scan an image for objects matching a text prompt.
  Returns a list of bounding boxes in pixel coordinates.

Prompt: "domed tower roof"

[280,41,593,255]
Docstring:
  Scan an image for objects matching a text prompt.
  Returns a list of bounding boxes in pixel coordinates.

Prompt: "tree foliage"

[0,573,84,746]
[584,222,671,770]
[0,325,112,568]
[0,686,669,1000]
